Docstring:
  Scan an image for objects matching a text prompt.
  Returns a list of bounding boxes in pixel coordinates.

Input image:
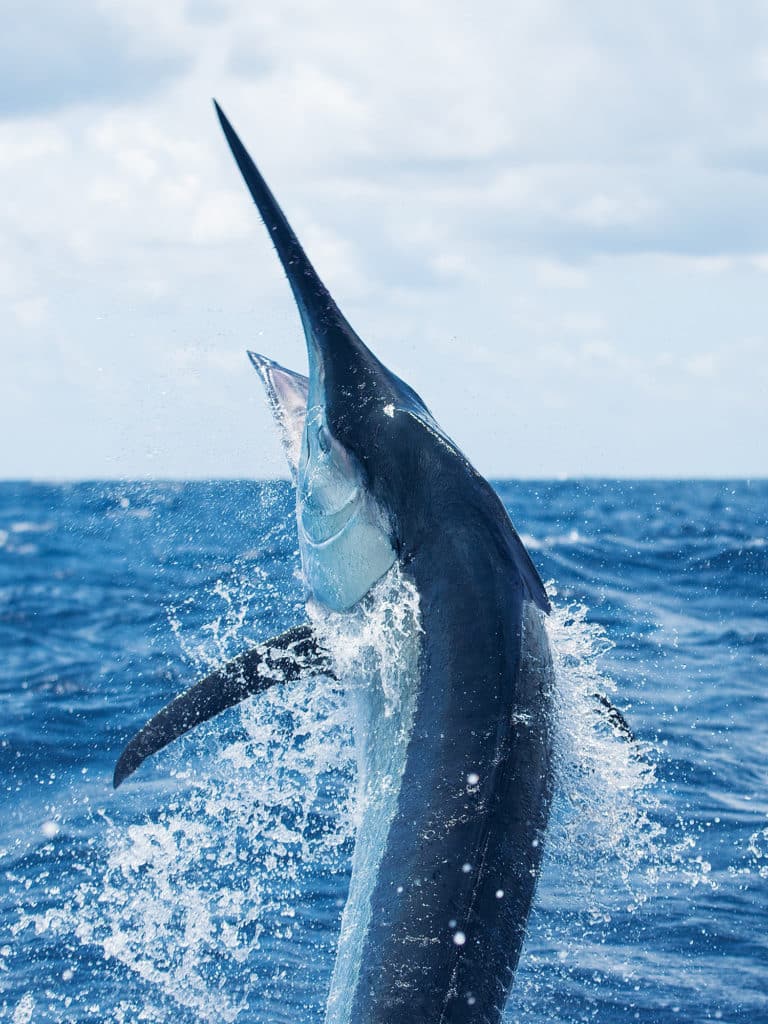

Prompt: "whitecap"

[10,521,53,534]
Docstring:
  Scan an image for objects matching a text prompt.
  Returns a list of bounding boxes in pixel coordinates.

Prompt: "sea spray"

[506,588,717,1022]
[17,572,717,1022]
[70,565,421,1023]
[70,569,355,1023]
[546,589,716,897]
[547,590,666,898]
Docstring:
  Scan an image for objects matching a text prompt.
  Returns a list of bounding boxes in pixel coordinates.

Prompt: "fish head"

[249,344,398,612]
[217,101,463,612]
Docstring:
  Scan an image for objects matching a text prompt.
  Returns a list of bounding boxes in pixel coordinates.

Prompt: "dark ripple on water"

[1,480,766,1023]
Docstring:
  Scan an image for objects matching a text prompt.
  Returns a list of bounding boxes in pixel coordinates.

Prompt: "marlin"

[114,103,559,1023]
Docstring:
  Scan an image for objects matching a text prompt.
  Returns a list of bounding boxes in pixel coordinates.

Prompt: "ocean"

[1,479,766,1023]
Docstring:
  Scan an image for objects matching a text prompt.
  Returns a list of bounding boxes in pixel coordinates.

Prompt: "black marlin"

[115,103,560,1023]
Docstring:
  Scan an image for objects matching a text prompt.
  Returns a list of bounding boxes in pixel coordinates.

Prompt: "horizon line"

[0,475,766,485]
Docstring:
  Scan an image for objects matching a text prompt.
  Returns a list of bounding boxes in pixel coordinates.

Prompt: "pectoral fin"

[113,625,331,788]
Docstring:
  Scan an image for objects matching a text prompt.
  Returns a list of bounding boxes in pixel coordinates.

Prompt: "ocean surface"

[1,479,766,1024]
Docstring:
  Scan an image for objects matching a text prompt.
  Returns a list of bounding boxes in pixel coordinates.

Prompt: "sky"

[1,0,767,480]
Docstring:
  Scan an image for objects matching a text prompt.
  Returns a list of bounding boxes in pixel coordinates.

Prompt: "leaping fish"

[116,102,564,1023]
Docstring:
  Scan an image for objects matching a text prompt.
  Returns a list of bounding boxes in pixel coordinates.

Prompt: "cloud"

[190,190,255,244]
[12,296,48,329]
[559,312,606,333]
[0,0,189,117]
[185,0,232,26]
[685,352,719,378]
[2,0,768,477]
[535,261,588,289]
[569,192,656,229]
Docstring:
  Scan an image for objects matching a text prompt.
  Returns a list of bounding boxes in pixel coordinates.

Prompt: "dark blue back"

[347,432,555,1022]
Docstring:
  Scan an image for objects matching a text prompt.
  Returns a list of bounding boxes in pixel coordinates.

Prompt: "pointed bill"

[213,100,381,411]
[213,101,337,364]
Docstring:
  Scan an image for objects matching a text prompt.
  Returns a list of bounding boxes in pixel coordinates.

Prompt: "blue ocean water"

[1,479,766,1023]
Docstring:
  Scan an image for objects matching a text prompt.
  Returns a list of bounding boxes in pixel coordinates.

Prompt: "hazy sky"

[2,0,767,479]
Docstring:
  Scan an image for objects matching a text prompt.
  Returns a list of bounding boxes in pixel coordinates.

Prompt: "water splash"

[17,571,715,1022]
[73,679,354,1021]
[745,825,768,879]
[506,587,717,1022]
[167,568,263,671]
[546,590,714,898]
[547,593,666,900]
[67,570,352,1022]
[71,565,421,1023]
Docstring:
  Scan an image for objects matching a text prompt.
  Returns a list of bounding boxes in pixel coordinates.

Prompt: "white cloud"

[431,251,477,281]
[755,48,768,81]
[685,352,719,378]
[12,296,48,329]
[191,190,255,244]
[535,261,588,288]
[661,254,736,275]
[580,340,616,361]
[570,192,655,228]
[2,0,768,477]
[683,257,734,275]
[0,126,68,165]
[0,0,190,117]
